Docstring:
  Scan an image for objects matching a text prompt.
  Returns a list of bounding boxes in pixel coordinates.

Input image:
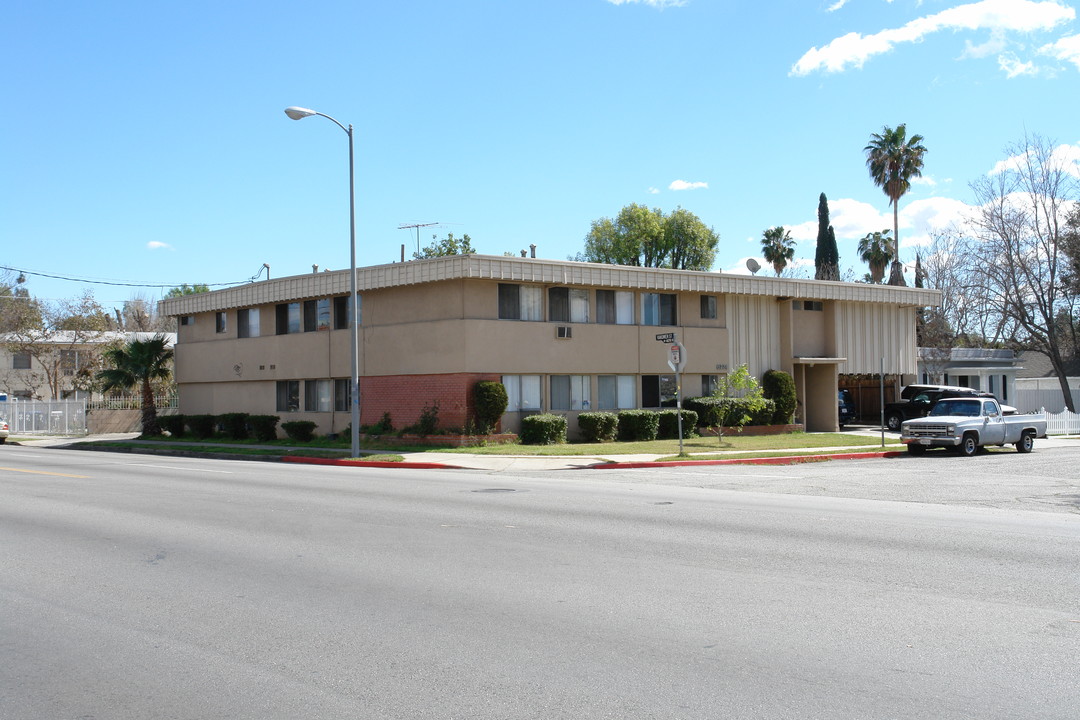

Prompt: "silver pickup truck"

[900,397,1047,456]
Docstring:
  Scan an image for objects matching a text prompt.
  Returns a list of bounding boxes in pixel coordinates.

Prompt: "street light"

[284,106,361,458]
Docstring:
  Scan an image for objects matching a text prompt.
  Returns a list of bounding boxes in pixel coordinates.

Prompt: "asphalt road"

[2,446,1078,719]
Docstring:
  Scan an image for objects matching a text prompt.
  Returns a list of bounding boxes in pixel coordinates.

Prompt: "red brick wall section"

[360,373,501,430]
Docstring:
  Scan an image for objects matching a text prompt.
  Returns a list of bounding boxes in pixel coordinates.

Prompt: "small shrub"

[218,412,250,440]
[366,412,394,435]
[249,415,280,442]
[187,414,217,439]
[520,414,567,445]
[762,369,797,424]
[473,381,509,434]
[617,410,660,441]
[281,420,317,443]
[578,412,619,442]
[750,398,777,426]
[657,409,699,439]
[415,401,439,436]
[159,414,185,437]
[684,397,724,428]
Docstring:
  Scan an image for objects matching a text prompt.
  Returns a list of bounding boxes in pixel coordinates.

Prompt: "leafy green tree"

[414,232,476,260]
[707,364,767,444]
[814,193,840,280]
[165,284,210,298]
[760,226,795,276]
[864,124,927,285]
[576,204,717,271]
[857,229,893,284]
[96,335,174,436]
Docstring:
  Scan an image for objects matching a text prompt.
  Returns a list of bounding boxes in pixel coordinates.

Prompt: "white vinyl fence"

[0,399,88,436]
[1044,409,1080,436]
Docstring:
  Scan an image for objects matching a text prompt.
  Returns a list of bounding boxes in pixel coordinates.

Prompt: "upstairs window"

[215,312,227,334]
[276,302,301,335]
[304,299,331,332]
[642,293,677,326]
[13,352,31,370]
[333,294,361,330]
[548,288,589,323]
[238,308,260,338]
[700,295,717,320]
[498,284,542,321]
[596,290,634,325]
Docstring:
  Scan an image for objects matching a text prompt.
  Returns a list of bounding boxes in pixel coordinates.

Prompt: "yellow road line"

[0,466,90,479]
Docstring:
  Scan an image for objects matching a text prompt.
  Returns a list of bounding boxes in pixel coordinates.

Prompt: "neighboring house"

[157,254,939,437]
[0,331,176,401]
[916,347,1018,406]
[1014,352,1080,413]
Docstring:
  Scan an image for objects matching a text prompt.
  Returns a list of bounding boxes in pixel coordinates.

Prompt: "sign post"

[666,340,688,456]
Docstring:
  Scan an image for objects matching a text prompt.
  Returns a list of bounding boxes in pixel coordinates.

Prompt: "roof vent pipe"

[312,264,319,273]
[530,244,537,258]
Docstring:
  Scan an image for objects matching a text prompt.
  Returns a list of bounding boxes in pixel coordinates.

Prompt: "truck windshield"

[929,400,982,417]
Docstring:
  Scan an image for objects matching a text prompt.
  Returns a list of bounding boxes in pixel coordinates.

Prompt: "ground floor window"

[597,375,636,410]
[550,375,590,411]
[305,379,333,412]
[334,379,351,412]
[276,380,299,412]
[641,375,677,408]
[502,375,542,411]
[701,374,719,396]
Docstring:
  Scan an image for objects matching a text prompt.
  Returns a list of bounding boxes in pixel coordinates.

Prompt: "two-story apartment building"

[158,254,940,437]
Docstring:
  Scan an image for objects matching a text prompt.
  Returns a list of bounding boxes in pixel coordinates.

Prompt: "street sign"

[667,342,687,373]
[655,332,675,343]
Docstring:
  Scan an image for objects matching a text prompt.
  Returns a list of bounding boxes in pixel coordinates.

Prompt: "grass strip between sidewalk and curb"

[591,448,904,469]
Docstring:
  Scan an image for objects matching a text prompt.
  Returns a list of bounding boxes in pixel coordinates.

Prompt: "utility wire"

[0,264,251,290]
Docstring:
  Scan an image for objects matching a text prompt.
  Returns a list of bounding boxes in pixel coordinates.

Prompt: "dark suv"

[883,384,980,431]
[838,390,856,428]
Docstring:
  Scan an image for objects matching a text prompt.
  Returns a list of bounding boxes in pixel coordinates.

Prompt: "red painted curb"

[281,456,462,469]
[589,450,903,469]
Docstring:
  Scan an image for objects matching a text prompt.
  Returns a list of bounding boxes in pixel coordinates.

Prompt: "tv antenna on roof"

[398,222,443,257]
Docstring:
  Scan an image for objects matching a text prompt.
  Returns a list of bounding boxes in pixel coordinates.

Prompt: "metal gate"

[0,400,88,436]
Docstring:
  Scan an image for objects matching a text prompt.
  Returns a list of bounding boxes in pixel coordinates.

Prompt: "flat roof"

[159,254,942,316]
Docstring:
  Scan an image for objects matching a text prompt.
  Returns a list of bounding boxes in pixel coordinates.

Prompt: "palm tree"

[760,226,795,276]
[864,124,927,285]
[97,335,174,436]
[858,229,893,284]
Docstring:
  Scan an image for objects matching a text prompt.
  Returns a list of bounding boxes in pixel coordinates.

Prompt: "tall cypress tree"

[814,193,840,280]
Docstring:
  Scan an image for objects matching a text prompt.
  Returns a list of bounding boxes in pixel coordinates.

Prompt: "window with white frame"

[548,287,589,323]
[305,379,333,412]
[598,375,636,410]
[498,284,542,321]
[641,293,677,326]
[238,308,260,338]
[550,375,591,411]
[596,290,634,324]
[502,375,542,411]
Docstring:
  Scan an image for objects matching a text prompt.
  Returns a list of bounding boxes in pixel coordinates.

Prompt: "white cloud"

[607,0,688,8]
[668,179,708,191]
[989,143,1080,178]
[147,241,173,250]
[790,0,1075,76]
[1039,33,1080,70]
[827,0,850,11]
[647,187,660,194]
[998,51,1038,77]
[910,175,938,187]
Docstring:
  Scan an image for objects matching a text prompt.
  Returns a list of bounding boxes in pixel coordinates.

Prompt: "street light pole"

[284,106,361,458]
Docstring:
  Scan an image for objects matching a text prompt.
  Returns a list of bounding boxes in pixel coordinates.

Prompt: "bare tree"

[962,136,1078,411]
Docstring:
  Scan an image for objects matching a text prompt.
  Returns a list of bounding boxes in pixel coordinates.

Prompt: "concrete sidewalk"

[8,431,1077,471]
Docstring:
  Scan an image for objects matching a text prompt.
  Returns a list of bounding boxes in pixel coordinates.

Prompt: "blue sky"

[4,0,1079,307]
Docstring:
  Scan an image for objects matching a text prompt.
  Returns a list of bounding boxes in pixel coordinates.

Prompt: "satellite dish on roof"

[746,258,761,275]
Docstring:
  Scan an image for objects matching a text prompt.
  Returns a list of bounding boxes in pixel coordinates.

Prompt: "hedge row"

[160,413,283,442]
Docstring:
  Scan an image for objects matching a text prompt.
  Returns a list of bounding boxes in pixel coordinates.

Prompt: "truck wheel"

[885,412,903,432]
[1015,431,1034,454]
[960,434,979,457]
[907,444,926,456]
